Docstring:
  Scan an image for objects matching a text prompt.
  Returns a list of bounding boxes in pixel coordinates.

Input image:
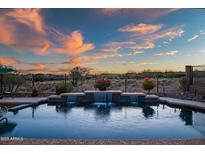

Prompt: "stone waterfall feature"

[92,92,113,107]
[129,95,138,104]
[58,91,150,106]
[61,93,85,104]
[67,95,77,104]
[93,92,112,103]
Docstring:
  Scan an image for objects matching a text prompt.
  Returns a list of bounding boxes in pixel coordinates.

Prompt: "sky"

[0,8,205,74]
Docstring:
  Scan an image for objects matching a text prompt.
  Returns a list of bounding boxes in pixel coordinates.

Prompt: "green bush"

[142,78,155,94]
[56,81,73,95]
[179,77,188,92]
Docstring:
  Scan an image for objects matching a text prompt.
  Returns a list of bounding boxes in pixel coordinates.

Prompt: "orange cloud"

[67,56,97,66]
[6,9,45,34]
[0,57,20,65]
[66,51,123,67]
[0,10,94,56]
[12,39,52,56]
[55,31,94,54]
[31,63,47,69]
[118,23,163,35]
[0,16,16,45]
[37,41,51,56]
[0,9,50,55]
[21,62,69,74]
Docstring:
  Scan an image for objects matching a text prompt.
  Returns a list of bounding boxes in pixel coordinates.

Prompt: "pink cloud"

[11,39,52,56]
[66,51,123,67]
[104,26,184,51]
[0,9,94,56]
[0,16,16,45]
[118,23,163,35]
[6,9,45,34]
[0,56,20,65]
[55,31,94,54]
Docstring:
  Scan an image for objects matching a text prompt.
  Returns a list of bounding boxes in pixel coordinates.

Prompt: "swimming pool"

[0,103,205,140]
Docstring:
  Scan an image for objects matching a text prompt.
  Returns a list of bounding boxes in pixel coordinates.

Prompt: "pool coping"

[0,139,205,145]
[159,97,205,111]
[1,94,205,112]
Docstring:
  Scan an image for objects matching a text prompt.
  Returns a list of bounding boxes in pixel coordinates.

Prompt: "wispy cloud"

[110,61,158,67]
[155,50,178,56]
[6,9,45,34]
[99,8,180,19]
[104,26,184,52]
[106,40,155,50]
[100,46,121,52]
[125,50,144,56]
[199,49,205,53]
[67,51,123,67]
[188,35,199,42]
[187,29,205,42]
[118,23,163,35]
[147,26,184,41]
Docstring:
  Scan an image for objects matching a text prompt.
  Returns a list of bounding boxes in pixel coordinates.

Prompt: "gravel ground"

[0,139,205,145]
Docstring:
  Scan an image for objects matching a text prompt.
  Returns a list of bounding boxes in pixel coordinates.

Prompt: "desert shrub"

[33,74,45,82]
[142,77,155,94]
[3,73,25,93]
[179,77,188,92]
[31,87,38,97]
[94,78,111,91]
[56,81,73,95]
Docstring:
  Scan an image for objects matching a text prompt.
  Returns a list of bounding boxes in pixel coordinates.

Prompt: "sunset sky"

[0,8,205,74]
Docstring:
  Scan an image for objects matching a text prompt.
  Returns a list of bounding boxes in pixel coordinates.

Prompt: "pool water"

[0,103,205,140]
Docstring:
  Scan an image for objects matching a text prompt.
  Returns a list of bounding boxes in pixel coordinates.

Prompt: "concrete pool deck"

[160,97,205,111]
[0,97,48,112]
[0,97,48,105]
[0,139,205,145]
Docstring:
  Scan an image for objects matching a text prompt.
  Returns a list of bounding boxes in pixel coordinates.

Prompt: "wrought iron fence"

[193,65,205,86]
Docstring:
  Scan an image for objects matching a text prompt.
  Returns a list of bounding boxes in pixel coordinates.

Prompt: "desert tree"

[69,66,90,87]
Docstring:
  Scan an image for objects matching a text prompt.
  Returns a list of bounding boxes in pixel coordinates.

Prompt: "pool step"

[48,95,65,103]
[144,95,159,102]
[8,104,33,112]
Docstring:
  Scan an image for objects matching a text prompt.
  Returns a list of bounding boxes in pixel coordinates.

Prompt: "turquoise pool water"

[0,103,205,139]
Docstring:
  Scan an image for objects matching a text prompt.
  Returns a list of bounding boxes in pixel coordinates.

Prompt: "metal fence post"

[185,65,193,91]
